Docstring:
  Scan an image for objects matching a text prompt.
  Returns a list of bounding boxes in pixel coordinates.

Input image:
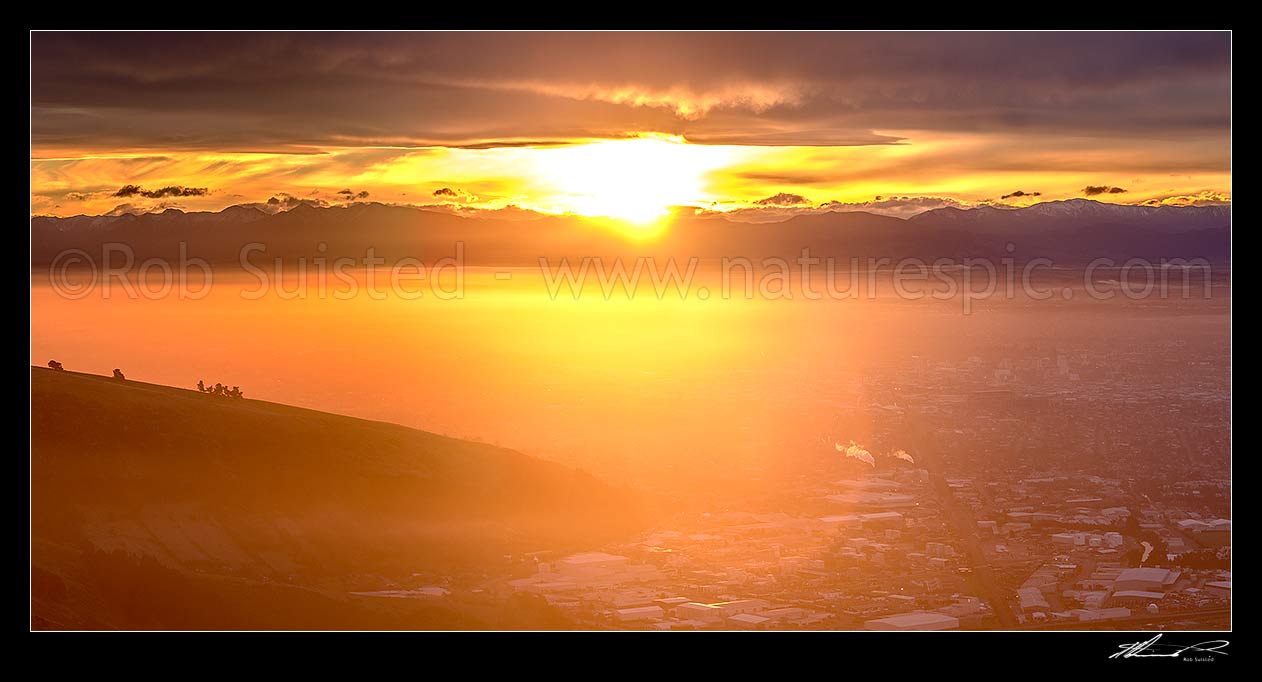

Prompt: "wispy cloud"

[1139,190,1231,207]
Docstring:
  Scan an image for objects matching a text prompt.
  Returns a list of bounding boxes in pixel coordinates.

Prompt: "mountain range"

[30,199,1231,265]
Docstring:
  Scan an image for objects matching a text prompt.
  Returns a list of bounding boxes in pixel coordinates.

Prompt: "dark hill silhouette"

[30,199,1231,266]
[31,367,643,629]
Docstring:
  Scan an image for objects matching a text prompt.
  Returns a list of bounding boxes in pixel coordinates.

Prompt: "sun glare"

[529,136,734,225]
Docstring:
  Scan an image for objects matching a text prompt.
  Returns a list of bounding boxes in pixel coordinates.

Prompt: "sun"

[529,135,735,225]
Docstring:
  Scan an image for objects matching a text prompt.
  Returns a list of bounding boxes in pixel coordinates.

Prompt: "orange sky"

[30,32,1231,221]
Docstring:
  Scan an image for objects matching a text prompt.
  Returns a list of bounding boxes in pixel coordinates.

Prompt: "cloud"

[105,203,148,216]
[701,195,970,223]
[112,184,209,199]
[1000,190,1041,200]
[1139,190,1231,207]
[450,139,579,150]
[31,33,1229,153]
[432,187,479,203]
[818,195,969,217]
[336,188,371,200]
[681,130,904,147]
[425,202,548,221]
[753,192,809,206]
[27,34,1229,217]
[736,171,836,186]
[257,193,330,213]
[64,191,92,201]
[1082,185,1128,196]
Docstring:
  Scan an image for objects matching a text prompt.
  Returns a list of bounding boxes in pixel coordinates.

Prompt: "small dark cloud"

[113,184,209,199]
[355,190,369,199]
[1082,185,1128,196]
[337,188,354,196]
[431,187,478,203]
[336,188,370,200]
[150,186,207,198]
[753,192,809,207]
[64,191,91,201]
[1001,190,1041,200]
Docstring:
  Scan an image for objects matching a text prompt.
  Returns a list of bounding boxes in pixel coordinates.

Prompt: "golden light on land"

[528,135,737,224]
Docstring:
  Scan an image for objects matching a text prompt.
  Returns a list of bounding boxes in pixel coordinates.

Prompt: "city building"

[1113,567,1181,592]
[727,613,771,630]
[615,606,664,622]
[864,612,960,631]
[556,552,630,576]
[676,602,724,623]
[1108,590,1166,608]
[1206,581,1232,599]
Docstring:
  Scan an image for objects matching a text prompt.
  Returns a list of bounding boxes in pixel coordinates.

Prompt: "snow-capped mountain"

[911,198,1230,234]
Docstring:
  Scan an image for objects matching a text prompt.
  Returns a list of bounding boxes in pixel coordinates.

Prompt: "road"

[905,410,1019,629]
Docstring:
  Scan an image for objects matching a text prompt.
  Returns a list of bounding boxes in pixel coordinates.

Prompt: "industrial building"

[864,611,960,631]
[614,606,664,622]
[1113,567,1181,592]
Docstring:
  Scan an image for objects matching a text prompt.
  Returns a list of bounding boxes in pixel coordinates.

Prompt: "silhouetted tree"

[195,379,246,399]
[112,368,126,380]
[47,360,64,371]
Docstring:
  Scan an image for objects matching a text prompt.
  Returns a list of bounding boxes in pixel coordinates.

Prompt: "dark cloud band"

[31,32,1230,153]
[113,184,209,199]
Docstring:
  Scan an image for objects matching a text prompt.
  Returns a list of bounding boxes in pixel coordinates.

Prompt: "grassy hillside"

[31,367,643,629]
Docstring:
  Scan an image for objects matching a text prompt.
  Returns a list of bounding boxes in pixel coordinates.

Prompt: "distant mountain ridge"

[910,198,1230,234]
[30,199,1231,265]
[34,197,1230,227]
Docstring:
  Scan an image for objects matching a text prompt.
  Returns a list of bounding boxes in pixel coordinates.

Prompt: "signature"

[1111,634,1229,660]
